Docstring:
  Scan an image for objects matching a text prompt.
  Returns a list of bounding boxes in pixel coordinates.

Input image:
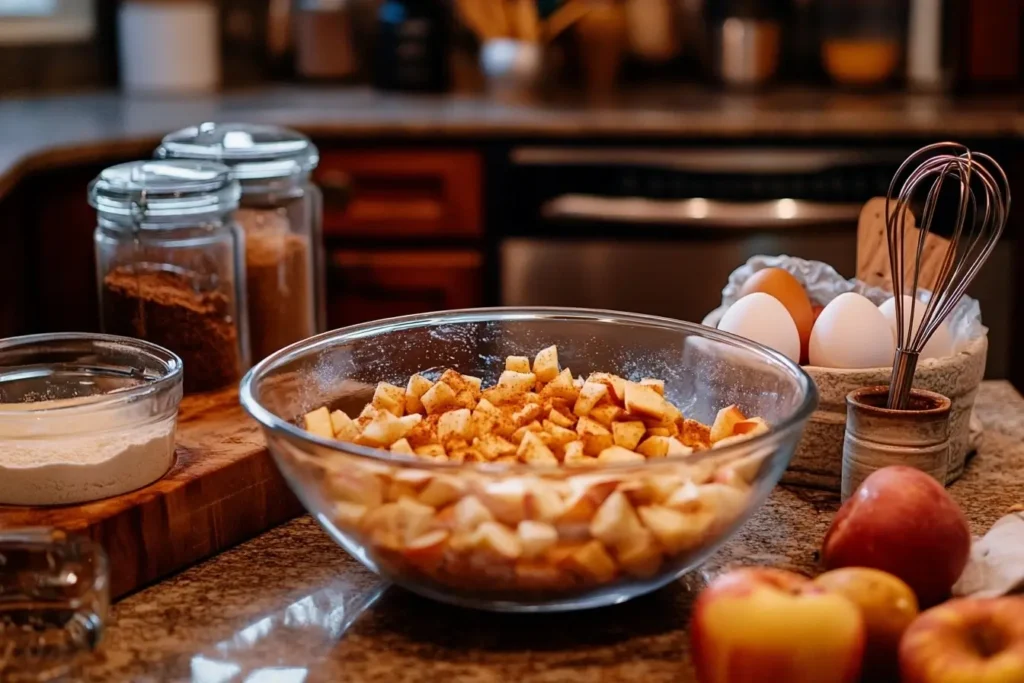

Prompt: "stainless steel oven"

[498,147,1013,379]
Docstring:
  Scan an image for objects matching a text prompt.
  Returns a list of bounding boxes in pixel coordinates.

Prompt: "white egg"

[878,295,954,360]
[718,292,801,363]
[809,292,895,369]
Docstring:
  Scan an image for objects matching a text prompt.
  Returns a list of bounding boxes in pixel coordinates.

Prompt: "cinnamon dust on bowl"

[102,266,242,394]
[238,208,316,361]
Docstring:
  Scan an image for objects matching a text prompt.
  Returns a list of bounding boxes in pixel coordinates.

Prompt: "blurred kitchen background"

[1,0,1023,385]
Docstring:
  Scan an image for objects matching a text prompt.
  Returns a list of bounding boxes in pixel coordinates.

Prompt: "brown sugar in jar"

[103,266,243,394]
[238,208,316,361]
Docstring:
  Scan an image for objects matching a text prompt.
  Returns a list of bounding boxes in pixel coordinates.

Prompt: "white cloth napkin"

[953,512,1024,598]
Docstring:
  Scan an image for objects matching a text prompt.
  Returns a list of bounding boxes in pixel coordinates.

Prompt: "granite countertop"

[1,86,1024,198]
[79,381,1024,683]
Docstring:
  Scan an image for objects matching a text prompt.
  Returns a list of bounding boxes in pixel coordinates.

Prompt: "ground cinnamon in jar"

[237,208,316,361]
[103,266,242,394]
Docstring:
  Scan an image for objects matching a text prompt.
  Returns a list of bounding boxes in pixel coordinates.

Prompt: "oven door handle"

[541,195,864,227]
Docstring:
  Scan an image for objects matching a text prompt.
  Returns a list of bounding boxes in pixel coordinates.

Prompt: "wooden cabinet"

[326,250,482,328]
[317,150,482,239]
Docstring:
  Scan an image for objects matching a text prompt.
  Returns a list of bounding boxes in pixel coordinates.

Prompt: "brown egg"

[740,268,815,360]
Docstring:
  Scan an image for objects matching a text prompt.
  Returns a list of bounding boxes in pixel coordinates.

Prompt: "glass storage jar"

[89,159,249,394]
[156,123,323,362]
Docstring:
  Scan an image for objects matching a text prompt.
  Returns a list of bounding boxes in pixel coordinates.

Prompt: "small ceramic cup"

[842,385,952,500]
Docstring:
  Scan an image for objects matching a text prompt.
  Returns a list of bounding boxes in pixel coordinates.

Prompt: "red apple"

[690,567,864,683]
[900,597,1024,683]
[822,465,971,607]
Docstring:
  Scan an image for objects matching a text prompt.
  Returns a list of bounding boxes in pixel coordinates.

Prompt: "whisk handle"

[888,350,921,409]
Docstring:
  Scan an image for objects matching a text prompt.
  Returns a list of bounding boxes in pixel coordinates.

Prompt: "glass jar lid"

[156,122,320,182]
[88,160,240,224]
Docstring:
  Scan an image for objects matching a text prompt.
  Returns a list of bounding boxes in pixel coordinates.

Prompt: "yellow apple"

[814,567,919,678]
[690,567,864,683]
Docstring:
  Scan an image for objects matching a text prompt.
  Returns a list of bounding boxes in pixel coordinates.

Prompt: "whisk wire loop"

[883,143,1010,409]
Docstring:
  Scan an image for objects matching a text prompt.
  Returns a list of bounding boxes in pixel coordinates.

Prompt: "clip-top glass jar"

[89,160,249,394]
[156,123,323,362]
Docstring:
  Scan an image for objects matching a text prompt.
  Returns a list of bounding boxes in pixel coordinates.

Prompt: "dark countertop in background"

[1,86,1023,196]
[79,381,1024,682]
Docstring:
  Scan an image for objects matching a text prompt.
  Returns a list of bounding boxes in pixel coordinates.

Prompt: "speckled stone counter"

[80,381,1024,683]
[2,86,1024,198]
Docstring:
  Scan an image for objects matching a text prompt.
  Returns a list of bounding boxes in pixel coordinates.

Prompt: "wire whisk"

[886,142,1010,409]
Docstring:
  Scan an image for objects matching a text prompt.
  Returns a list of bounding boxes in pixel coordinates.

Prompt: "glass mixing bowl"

[240,308,817,612]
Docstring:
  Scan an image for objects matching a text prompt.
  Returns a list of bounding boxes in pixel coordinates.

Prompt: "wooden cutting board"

[0,389,303,599]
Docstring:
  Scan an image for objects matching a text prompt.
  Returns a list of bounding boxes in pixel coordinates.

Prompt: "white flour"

[0,406,176,506]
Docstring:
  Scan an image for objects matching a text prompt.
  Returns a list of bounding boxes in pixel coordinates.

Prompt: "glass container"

[0,333,183,506]
[240,307,817,612]
[0,529,109,682]
[157,123,324,362]
[820,0,905,87]
[89,159,249,394]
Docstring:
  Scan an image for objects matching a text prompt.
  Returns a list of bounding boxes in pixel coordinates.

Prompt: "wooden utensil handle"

[856,196,953,293]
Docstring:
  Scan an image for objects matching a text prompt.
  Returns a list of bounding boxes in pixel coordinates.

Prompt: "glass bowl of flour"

[0,333,182,506]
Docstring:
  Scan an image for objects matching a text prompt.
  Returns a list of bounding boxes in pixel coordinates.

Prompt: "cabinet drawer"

[317,150,482,239]
[327,249,482,327]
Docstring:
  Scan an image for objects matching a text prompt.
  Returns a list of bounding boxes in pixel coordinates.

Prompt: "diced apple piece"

[438,408,474,445]
[510,421,542,445]
[714,452,766,487]
[638,505,713,554]
[646,427,671,437]
[616,529,663,578]
[505,356,531,373]
[532,345,560,383]
[547,407,577,429]
[597,446,646,464]
[624,382,667,420]
[483,371,537,405]
[640,378,665,396]
[589,403,624,428]
[360,411,419,447]
[666,438,693,457]
[478,478,529,525]
[402,529,449,570]
[510,402,544,428]
[612,420,646,451]
[450,495,495,532]
[420,380,458,415]
[303,406,334,439]
[405,374,433,415]
[588,372,628,405]
[518,431,558,466]
[733,417,769,436]
[474,433,517,460]
[390,438,414,455]
[414,444,447,460]
[517,520,558,559]
[573,381,608,418]
[327,468,384,507]
[332,501,367,528]
[540,368,580,402]
[564,540,618,583]
[463,375,482,390]
[636,435,672,459]
[524,479,567,521]
[438,369,478,396]
[695,483,749,525]
[576,416,614,456]
[372,382,406,417]
[541,420,578,448]
[415,474,465,508]
[589,490,644,550]
[471,521,523,560]
[710,404,747,443]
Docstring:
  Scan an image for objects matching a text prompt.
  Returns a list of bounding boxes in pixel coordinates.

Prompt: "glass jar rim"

[156,122,320,183]
[89,159,240,224]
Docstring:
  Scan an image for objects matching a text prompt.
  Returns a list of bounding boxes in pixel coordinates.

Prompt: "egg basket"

[701,308,987,491]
